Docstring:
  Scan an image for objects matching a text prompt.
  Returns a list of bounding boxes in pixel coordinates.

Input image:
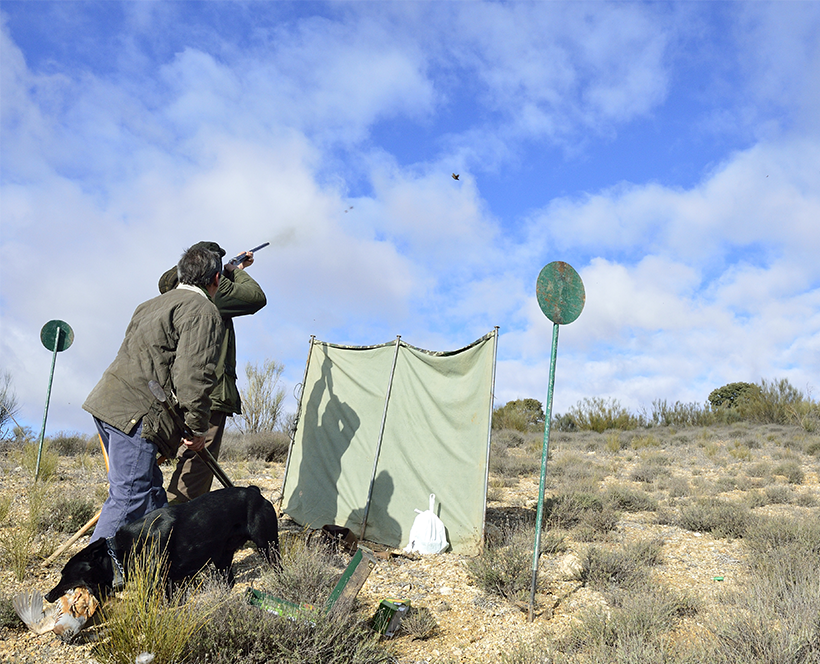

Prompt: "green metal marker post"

[529,262,585,622]
[35,320,74,481]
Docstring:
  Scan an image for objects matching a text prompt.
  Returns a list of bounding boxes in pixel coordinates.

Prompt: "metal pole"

[35,326,62,481]
[359,335,401,541]
[480,327,500,554]
[528,321,559,622]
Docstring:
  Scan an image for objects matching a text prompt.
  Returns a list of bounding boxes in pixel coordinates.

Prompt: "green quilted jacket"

[83,287,225,457]
[209,269,267,414]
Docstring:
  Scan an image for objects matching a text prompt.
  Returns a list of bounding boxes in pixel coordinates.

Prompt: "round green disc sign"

[536,261,585,325]
[40,319,74,352]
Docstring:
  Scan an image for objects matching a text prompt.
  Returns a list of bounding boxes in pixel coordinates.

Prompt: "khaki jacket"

[83,287,225,457]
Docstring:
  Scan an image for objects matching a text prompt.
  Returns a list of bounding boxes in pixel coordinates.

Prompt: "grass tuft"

[93,538,219,664]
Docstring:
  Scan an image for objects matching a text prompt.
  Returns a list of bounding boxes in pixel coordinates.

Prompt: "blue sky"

[1,1,819,436]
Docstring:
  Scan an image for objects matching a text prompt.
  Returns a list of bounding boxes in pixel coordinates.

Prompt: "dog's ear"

[45,539,111,602]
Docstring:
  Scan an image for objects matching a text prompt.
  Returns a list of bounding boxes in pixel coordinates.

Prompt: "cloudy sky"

[1,1,819,436]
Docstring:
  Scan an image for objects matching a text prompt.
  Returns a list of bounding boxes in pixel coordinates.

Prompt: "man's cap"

[158,241,226,294]
[192,241,226,257]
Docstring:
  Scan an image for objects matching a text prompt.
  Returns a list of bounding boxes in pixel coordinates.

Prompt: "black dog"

[46,486,280,603]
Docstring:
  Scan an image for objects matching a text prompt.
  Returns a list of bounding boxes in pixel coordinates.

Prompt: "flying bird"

[452,173,460,180]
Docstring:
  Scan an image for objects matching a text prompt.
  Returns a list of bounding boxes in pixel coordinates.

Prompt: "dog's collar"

[106,537,125,590]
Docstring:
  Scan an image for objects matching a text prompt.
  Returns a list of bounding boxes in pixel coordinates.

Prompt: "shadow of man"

[288,347,359,527]
[346,470,402,548]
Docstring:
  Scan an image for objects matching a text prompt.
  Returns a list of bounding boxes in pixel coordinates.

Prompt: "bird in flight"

[452,173,459,180]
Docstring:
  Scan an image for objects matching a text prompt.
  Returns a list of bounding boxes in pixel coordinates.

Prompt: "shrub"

[232,359,287,434]
[604,431,626,452]
[665,475,691,498]
[492,399,545,432]
[573,507,619,542]
[202,539,395,662]
[465,527,533,601]
[561,586,699,661]
[551,412,577,432]
[604,485,658,512]
[745,461,771,478]
[578,540,663,591]
[745,516,820,556]
[568,397,641,432]
[544,492,604,530]
[708,515,820,664]
[0,372,20,440]
[93,539,218,664]
[187,593,393,664]
[492,430,526,450]
[629,462,670,483]
[20,440,59,480]
[0,484,52,581]
[773,460,804,484]
[490,446,541,479]
[648,399,715,428]
[49,431,96,456]
[220,430,290,462]
[257,536,347,606]
[631,433,660,449]
[0,596,20,629]
[39,493,98,534]
[742,378,807,425]
[676,499,752,539]
[763,485,794,505]
[401,606,438,640]
[539,530,568,555]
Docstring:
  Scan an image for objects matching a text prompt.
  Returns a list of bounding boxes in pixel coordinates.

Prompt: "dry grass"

[4,418,820,663]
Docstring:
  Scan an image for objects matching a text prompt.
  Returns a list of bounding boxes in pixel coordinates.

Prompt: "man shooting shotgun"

[158,241,268,503]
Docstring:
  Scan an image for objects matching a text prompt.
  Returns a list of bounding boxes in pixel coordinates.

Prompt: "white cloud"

[452,3,671,137]
[2,3,820,436]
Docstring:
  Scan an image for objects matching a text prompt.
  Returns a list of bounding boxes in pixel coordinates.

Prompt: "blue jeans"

[90,417,168,542]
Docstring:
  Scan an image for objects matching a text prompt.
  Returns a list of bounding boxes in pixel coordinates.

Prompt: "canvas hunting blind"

[280,330,498,555]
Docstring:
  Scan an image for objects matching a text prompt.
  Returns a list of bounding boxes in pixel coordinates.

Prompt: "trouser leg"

[90,417,167,543]
[166,410,227,503]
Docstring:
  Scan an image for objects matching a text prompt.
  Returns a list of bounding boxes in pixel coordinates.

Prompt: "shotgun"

[227,242,269,268]
[147,380,234,489]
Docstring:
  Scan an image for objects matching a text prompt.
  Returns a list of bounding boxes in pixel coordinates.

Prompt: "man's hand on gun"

[182,434,206,452]
[225,242,269,273]
[224,249,255,273]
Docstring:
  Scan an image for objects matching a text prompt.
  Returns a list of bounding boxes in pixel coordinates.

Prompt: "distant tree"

[0,372,20,440]
[492,398,545,431]
[708,382,758,410]
[232,359,286,434]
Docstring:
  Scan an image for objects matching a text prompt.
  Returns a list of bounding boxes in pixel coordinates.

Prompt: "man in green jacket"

[158,241,267,502]
[84,246,225,542]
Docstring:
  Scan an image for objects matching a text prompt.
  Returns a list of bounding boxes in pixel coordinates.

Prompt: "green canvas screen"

[281,331,497,555]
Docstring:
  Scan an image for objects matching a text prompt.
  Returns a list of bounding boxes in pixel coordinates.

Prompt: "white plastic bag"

[403,493,449,554]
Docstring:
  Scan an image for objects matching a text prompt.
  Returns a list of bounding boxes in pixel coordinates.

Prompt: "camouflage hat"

[158,242,226,294]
